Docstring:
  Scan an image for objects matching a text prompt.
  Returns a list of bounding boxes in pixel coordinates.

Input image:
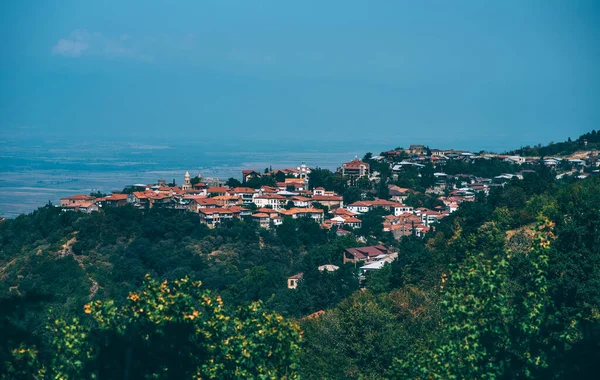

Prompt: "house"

[281,178,306,191]
[311,195,343,210]
[359,252,398,276]
[212,195,242,208]
[252,208,283,228]
[231,187,257,204]
[259,186,279,194]
[156,186,175,196]
[279,208,324,223]
[326,215,362,229]
[346,201,372,214]
[430,149,446,157]
[313,187,326,196]
[287,273,303,289]
[242,170,261,183]
[252,213,272,228]
[392,162,425,171]
[207,187,229,197]
[254,194,287,210]
[345,199,412,216]
[60,194,96,207]
[389,187,414,203]
[341,157,370,177]
[147,194,173,209]
[61,200,99,213]
[408,144,426,155]
[414,208,447,226]
[97,193,128,207]
[343,245,393,264]
[192,182,208,195]
[333,208,358,217]
[199,207,248,227]
[184,195,219,213]
[227,206,251,217]
[127,191,152,208]
[290,196,311,208]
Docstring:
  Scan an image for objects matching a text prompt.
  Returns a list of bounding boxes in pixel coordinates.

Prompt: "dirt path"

[61,233,100,300]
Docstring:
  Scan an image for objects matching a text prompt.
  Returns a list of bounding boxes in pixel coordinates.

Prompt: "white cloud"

[52,29,90,57]
[51,29,153,61]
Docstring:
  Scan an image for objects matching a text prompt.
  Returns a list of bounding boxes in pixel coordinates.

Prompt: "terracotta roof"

[252,213,270,218]
[343,158,369,169]
[288,272,304,280]
[260,186,278,193]
[256,194,286,200]
[345,245,390,260]
[199,208,234,215]
[60,194,95,200]
[312,195,342,201]
[302,310,325,320]
[279,207,324,215]
[212,195,240,201]
[291,196,311,202]
[315,187,325,190]
[334,208,357,216]
[257,207,279,213]
[227,205,248,212]
[105,193,128,201]
[207,187,229,193]
[232,187,256,193]
[132,191,151,199]
[187,197,220,206]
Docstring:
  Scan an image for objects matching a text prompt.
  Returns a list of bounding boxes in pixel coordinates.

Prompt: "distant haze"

[1,0,599,150]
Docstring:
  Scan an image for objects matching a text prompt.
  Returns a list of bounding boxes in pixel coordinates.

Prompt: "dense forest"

[507,130,600,157]
[1,168,600,378]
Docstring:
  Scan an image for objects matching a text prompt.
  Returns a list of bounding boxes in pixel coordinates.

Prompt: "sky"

[1,0,599,152]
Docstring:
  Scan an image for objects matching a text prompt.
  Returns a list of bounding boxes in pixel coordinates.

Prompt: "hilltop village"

[57,142,600,283]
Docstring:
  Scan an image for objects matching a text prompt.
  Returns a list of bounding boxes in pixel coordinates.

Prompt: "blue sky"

[1,0,599,151]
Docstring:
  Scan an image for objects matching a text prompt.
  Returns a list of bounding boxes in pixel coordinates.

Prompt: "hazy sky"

[1,0,599,151]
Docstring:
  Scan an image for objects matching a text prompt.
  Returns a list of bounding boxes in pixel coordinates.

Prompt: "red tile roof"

[252,213,270,218]
[256,194,286,200]
[343,158,370,169]
[257,207,279,213]
[232,187,256,193]
[105,193,128,201]
[207,187,229,193]
[60,194,95,200]
[345,245,390,260]
[312,195,343,202]
[199,208,234,215]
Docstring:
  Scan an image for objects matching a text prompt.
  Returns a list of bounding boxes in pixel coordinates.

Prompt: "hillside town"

[56,143,600,283]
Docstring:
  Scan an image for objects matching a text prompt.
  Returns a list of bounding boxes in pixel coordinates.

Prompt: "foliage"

[225,177,242,187]
[299,291,401,379]
[39,275,302,379]
[390,219,564,379]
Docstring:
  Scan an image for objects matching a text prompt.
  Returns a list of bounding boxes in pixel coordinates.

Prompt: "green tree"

[343,187,362,205]
[299,291,401,379]
[41,275,301,379]
[225,177,242,187]
[391,219,563,379]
